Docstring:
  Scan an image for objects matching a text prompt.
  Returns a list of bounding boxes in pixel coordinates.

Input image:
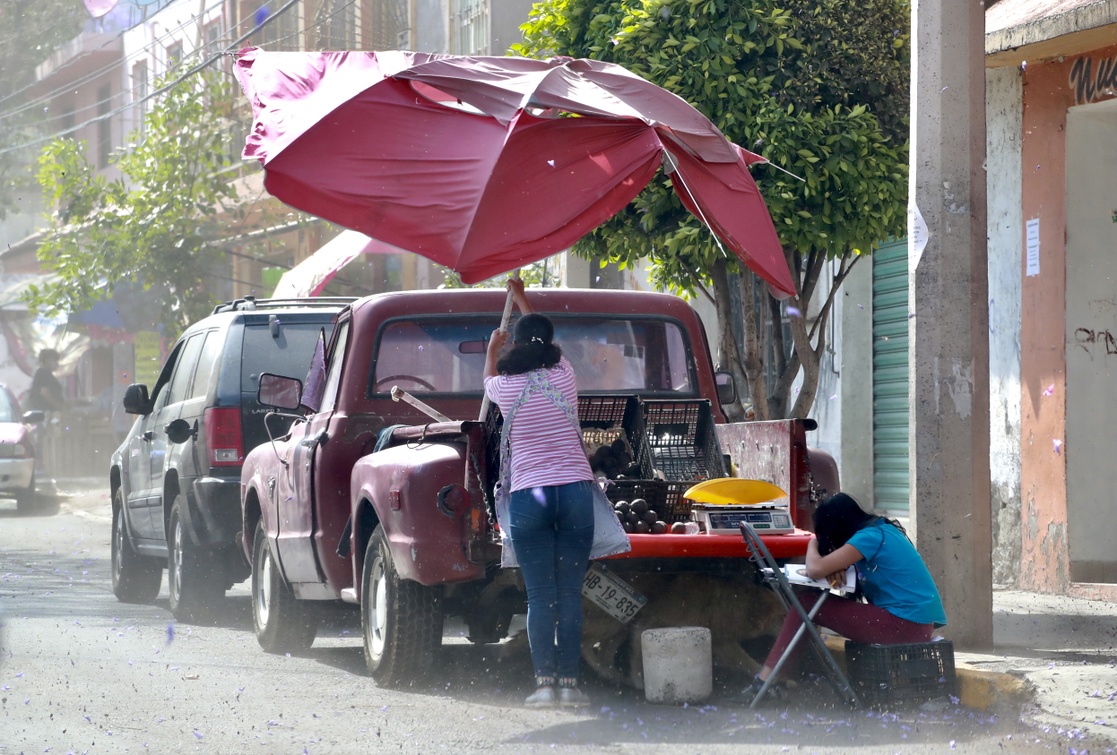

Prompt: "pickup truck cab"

[240,288,831,685]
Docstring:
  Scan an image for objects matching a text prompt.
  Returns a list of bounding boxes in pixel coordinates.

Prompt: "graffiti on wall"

[1069,53,1117,105]
[1074,326,1117,357]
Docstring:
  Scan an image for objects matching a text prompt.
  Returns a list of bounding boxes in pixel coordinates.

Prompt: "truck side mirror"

[122,384,151,415]
[258,372,302,410]
[714,371,737,406]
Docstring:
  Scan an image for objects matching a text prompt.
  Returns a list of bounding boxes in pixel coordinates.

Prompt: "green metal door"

[872,239,910,514]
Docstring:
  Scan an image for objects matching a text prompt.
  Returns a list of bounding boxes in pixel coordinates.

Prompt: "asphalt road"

[0,484,1099,754]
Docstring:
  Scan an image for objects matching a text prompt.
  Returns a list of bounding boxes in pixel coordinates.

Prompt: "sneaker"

[557,686,591,708]
[525,685,556,708]
[728,677,787,705]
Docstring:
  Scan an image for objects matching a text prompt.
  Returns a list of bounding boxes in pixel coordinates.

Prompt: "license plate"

[582,563,646,624]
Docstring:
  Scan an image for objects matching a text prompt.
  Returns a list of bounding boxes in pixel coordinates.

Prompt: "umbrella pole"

[472,270,521,522]
[477,270,520,421]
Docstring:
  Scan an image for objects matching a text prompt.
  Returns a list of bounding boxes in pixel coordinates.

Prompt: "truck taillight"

[204,407,244,466]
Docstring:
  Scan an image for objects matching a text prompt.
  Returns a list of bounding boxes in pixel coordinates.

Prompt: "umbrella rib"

[663,149,730,260]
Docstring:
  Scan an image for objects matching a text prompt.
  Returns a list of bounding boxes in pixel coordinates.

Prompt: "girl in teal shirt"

[740,493,947,703]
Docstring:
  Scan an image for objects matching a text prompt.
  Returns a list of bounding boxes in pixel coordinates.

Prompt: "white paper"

[1026,218,1040,277]
[908,204,930,270]
[765,564,856,594]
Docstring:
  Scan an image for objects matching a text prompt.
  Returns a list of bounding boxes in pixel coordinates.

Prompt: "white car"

[0,384,44,514]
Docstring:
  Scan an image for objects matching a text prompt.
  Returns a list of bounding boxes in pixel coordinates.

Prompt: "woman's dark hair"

[496,313,562,375]
[812,492,908,555]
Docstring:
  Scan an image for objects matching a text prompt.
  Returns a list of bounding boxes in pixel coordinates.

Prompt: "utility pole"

[908,0,994,648]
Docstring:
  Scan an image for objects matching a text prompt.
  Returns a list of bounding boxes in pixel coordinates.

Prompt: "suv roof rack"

[211,296,358,315]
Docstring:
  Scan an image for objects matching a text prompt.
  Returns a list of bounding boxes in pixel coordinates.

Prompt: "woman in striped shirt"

[484,279,597,709]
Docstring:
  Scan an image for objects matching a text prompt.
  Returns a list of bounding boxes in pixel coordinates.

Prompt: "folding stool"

[740,522,860,708]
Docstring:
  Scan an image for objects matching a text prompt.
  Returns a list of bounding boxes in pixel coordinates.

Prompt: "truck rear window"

[371,315,696,396]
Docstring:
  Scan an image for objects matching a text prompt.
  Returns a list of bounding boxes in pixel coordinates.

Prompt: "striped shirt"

[484,357,594,492]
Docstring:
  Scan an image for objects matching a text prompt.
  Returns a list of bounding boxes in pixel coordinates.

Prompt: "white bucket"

[641,626,713,705]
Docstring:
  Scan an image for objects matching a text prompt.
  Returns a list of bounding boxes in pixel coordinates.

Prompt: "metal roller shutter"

[872,239,910,514]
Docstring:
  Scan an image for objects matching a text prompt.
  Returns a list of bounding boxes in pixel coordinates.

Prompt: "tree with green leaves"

[27,67,247,336]
[514,0,909,420]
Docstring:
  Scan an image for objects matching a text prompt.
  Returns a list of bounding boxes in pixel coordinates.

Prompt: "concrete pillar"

[909,0,993,647]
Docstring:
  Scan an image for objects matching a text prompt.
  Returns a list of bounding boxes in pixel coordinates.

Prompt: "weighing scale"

[683,478,796,535]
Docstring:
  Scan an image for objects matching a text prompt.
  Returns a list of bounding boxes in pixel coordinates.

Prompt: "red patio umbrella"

[234,48,796,297]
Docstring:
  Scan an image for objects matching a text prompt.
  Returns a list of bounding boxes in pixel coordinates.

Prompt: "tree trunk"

[710,259,749,421]
[735,268,769,420]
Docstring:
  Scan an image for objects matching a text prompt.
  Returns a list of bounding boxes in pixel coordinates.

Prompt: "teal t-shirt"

[847,521,947,627]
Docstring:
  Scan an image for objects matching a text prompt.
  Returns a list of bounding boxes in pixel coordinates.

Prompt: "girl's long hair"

[812,492,909,555]
[496,313,562,375]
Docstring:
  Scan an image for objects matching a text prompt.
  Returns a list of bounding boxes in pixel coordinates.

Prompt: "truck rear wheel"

[167,495,224,623]
[111,490,162,603]
[361,526,443,686]
[252,520,318,653]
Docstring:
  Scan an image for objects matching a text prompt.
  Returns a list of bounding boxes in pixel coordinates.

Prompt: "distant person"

[738,492,947,703]
[27,349,66,412]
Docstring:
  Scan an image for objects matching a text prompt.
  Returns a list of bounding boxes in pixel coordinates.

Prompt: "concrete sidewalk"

[954,589,1117,745]
[824,589,1117,745]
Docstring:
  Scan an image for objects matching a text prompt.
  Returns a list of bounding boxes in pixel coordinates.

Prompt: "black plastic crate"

[603,479,692,523]
[845,639,957,707]
[579,395,653,479]
[640,399,727,481]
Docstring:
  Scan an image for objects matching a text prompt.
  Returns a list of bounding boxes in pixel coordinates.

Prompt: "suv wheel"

[361,526,443,686]
[111,490,162,603]
[167,494,224,622]
[252,520,318,653]
[14,475,38,515]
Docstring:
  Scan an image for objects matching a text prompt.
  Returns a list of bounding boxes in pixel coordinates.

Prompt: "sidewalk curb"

[822,636,1033,711]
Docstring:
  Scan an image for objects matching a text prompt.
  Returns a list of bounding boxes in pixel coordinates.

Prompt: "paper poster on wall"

[908,203,930,270]
[1026,218,1040,276]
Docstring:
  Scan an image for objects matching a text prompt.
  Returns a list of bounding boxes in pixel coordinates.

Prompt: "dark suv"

[109,296,351,621]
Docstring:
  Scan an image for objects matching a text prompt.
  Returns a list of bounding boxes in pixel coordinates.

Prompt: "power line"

[0,0,304,158]
[1,0,361,135]
[0,0,226,121]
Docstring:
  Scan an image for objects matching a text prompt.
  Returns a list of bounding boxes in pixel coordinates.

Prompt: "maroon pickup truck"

[239,288,835,686]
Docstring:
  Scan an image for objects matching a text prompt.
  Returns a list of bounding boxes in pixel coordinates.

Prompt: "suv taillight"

[204,407,244,466]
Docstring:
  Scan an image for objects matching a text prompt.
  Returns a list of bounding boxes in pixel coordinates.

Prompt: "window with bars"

[317,0,358,49]
[204,20,224,58]
[241,0,302,50]
[368,0,409,50]
[453,0,488,55]
[166,41,183,72]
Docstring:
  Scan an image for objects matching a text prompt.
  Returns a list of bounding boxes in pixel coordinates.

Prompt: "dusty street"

[0,483,1098,754]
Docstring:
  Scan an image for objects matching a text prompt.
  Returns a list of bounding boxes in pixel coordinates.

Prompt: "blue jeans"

[509,480,595,682]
